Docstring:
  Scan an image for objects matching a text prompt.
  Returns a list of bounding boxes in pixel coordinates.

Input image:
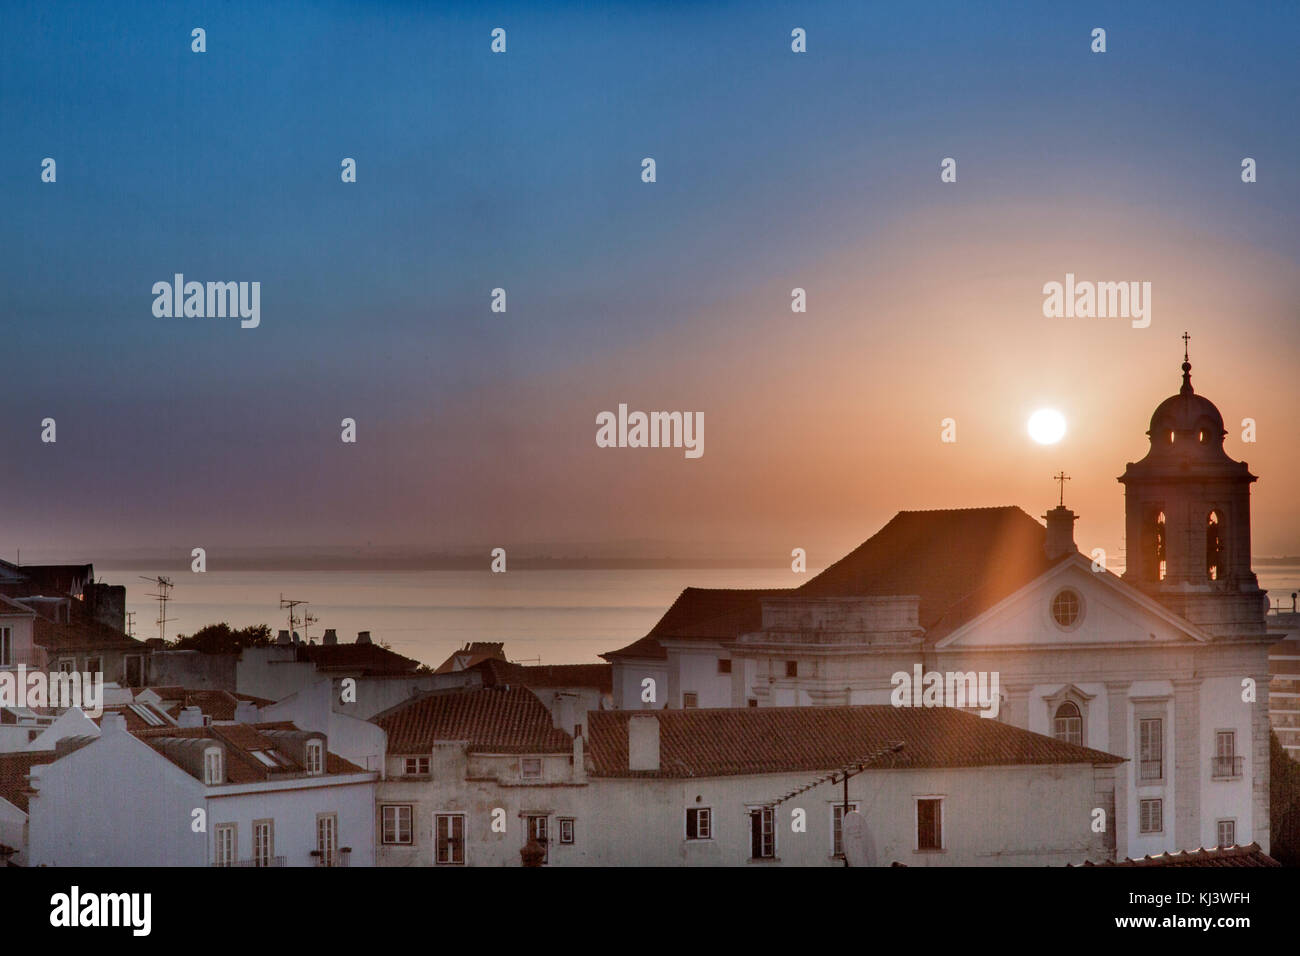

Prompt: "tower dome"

[1144,350,1228,457]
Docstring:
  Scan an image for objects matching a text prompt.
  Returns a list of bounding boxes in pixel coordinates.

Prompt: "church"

[602,347,1273,860]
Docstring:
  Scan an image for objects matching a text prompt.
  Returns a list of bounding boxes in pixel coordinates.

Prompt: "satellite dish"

[841,811,877,867]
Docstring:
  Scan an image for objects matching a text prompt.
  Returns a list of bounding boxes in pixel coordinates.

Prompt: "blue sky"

[2,1,1297,560]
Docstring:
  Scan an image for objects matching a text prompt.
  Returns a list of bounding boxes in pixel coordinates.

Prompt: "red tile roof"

[0,752,52,813]
[603,507,1058,658]
[586,705,1123,778]
[1072,843,1280,867]
[474,658,613,693]
[133,721,363,783]
[373,686,573,755]
[435,641,507,674]
[300,642,421,675]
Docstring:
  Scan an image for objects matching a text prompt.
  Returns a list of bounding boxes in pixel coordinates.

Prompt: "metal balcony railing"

[1212,755,1244,779]
[212,856,287,867]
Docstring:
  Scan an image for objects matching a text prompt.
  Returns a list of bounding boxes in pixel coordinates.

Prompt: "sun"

[1027,408,1067,445]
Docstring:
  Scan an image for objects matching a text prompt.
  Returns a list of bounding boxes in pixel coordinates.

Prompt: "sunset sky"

[2,0,1297,567]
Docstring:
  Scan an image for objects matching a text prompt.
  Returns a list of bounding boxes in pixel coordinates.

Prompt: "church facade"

[602,353,1274,861]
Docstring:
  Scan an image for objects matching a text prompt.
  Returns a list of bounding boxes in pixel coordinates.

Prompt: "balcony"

[212,857,287,867]
[1212,755,1244,779]
[1137,759,1163,782]
[311,847,352,867]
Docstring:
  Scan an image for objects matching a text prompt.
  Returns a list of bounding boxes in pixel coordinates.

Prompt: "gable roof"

[586,704,1123,779]
[603,507,1058,658]
[435,641,507,673]
[373,686,573,755]
[133,721,362,783]
[1072,843,1279,867]
[299,642,422,675]
[472,657,613,694]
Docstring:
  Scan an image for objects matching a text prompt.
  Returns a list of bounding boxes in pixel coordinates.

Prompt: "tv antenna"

[279,595,310,641]
[139,576,174,643]
[125,610,136,638]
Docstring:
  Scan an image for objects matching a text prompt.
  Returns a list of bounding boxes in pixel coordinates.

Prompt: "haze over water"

[103,564,1300,669]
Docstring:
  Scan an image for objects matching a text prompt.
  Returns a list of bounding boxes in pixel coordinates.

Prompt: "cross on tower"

[1182,331,1191,362]
[1054,471,1071,507]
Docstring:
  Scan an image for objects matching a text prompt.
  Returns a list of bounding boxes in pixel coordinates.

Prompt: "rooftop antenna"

[302,608,319,643]
[279,595,309,641]
[139,575,174,643]
[125,610,136,639]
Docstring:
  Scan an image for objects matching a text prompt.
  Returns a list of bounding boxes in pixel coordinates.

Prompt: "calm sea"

[100,564,1300,669]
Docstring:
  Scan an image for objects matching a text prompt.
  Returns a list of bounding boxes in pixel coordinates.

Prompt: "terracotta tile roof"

[133,721,363,783]
[1072,843,1280,867]
[300,642,421,675]
[586,705,1123,778]
[435,641,507,674]
[797,507,1058,642]
[31,600,143,652]
[603,507,1058,657]
[474,658,613,693]
[0,752,52,812]
[373,686,573,755]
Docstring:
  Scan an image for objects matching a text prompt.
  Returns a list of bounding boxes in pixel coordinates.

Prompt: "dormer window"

[204,747,224,785]
[521,757,542,780]
[305,740,324,775]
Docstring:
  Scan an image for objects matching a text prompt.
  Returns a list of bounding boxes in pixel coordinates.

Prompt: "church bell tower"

[1118,335,1267,638]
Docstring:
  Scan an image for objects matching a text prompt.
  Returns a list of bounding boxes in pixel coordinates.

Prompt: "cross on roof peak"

[1053,471,1071,507]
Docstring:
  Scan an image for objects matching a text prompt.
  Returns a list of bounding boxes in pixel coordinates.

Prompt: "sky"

[2,0,1298,568]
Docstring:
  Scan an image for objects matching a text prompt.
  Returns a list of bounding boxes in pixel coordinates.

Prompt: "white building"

[602,352,1274,860]
[26,714,376,866]
[372,684,1122,866]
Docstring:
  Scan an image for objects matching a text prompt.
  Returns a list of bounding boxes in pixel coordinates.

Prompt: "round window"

[1051,588,1082,628]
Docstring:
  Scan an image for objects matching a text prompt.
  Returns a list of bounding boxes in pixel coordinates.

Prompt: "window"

[204,747,224,785]
[1139,799,1163,834]
[717,659,731,674]
[0,627,10,666]
[435,813,465,865]
[253,820,274,867]
[686,807,712,840]
[57,659,75,673]
[1217,819,1236,847]
[916,798,943,851]
[1053,701,1083,746]
[404,756,429,775]
[832,803,860,858]
[521,757,542,779]
[525,815,549,863]
[124,654,143,687]
[316,813,338,867]
[1207,511,1224,581]
[85,657,102,674]
[682,692,698,708]
[1050,589,1081,628]
[1138,718,1163,781]
[1155,511,1167,581]
[785,660,798,678]
[558,818,575,845]
[382,805,413,845]
[213,824,236,867]
[1213,731,1240,778]
[747,698,758,708]
[305,740,323,775]
[749,807,775,859]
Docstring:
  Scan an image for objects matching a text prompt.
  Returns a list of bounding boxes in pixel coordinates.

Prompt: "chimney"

[572,729,586,783]
[178,705,205,728]
[552,693,577,734]
[276,629,291,645]
[627,714,660,772]
[1043,505,1078,560]
[357,630,372,645]
[233,700,260,724]
[323,628,338,646]
[100,712,128,737]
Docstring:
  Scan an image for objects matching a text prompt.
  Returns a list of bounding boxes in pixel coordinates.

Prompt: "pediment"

[935,555,1209,649]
